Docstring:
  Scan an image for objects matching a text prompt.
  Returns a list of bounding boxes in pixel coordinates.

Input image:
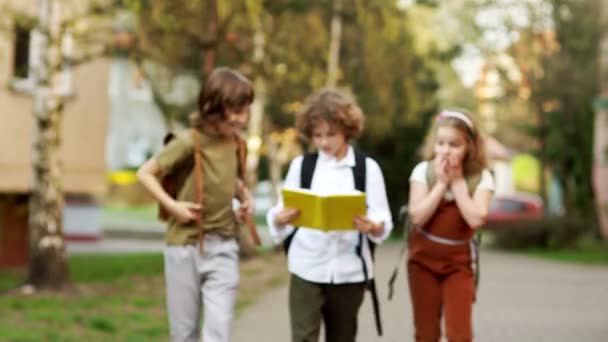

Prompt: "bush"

[488,217,593,250]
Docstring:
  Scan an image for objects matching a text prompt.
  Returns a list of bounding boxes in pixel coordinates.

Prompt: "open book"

[281,188,366,231]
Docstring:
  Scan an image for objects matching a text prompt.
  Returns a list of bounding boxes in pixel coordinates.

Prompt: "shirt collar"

[318,145,356,168]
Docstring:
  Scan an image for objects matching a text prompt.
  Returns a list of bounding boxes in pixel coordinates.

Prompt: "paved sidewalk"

[233,243,608,341]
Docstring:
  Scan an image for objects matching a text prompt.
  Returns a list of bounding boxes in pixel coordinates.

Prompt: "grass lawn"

[102,204,158,222]
[0,251,288,341]
[521,238,608,265]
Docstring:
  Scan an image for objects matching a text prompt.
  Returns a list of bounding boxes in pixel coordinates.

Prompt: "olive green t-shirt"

[156,129,239,245]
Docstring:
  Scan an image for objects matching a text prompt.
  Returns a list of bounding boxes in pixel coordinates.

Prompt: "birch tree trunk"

[239,15,266,257]
[26,0,70,290]
[326,0,342,87]
[593,0,608,239]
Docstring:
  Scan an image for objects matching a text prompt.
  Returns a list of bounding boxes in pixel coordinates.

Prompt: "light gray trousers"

[164,234,240,342]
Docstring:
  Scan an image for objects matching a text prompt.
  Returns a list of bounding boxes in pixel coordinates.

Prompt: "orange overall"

[407,200,476,342]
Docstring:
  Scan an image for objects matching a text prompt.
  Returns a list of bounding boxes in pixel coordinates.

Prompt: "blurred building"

[0,0,108,267]
[485,135,514,196]
[106,58,167,171]
[106,12,169,171]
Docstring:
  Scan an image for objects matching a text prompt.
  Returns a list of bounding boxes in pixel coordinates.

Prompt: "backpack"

[283,151,384,337]
[387,162,482,301]
[158,129,261,248]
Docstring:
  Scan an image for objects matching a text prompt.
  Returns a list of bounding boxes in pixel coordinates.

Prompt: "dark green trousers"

[289,274,366,342]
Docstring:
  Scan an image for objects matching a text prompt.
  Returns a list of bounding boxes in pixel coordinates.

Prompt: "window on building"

[13,25,31,79]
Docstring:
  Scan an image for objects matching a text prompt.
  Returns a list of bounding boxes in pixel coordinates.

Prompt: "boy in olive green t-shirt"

[137,67,255,342]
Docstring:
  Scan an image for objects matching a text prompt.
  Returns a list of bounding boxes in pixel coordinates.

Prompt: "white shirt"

[266,146,393,284]
[409,161,495,201]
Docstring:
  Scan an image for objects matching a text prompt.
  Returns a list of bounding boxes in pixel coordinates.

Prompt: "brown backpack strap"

[236,136,247,180]
[191,129,205,252]
[235,136,261,246]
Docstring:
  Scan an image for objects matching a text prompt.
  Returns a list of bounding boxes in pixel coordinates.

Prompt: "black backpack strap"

[300,152,318,189]
[352,151,383,336]
[282,152,318,254]
[352,151,366,192]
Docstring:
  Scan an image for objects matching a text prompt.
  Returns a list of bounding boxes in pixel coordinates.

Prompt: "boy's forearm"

[137,169,176,212]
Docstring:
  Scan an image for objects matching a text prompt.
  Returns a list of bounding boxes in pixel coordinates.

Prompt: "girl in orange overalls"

[407,110,494,342]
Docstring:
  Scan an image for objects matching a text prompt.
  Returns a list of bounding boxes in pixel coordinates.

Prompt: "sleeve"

[476,169,495,192]
[409,161,429,185]
[155,132,193,176]
[365,158,394,244]
[266,155,303,244]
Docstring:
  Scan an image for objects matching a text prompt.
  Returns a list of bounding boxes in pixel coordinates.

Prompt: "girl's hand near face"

[447,158,467,196]
[274,207,301,227]
[435,157,451,185]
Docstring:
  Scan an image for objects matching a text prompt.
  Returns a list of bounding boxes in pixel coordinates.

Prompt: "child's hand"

[450,177,468,196]
[434,157,450,185]
[235,201,254,224]
[170,201,201,224]
[235,191,255,223]
[353,215,384,237]
[274,208,301,226]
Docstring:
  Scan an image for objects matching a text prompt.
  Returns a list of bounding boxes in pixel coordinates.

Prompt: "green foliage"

[489,217,592,249]
[260,2,441,214]
[529,0,600,217]
[119,1,443,214]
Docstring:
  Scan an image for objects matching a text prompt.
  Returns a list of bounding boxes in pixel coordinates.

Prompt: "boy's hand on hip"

[170,201,201,224]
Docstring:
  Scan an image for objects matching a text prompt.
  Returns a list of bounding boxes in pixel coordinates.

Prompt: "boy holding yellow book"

[280,188,366,230]
[266,89,393,342]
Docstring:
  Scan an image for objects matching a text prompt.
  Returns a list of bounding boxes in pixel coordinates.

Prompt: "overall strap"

[282,152,318,254]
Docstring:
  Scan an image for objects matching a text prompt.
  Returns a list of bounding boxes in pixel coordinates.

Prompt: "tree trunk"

[26,0,70,290]
[202,0,218,79]
[239,19,266,258]
[326,0,343,87]
[246,20,266,189]
[536,101,548,214]
[593,0,608,239]
[266,131,282,205]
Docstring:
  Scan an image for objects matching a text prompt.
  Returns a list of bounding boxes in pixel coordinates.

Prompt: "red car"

[486,193,543,224]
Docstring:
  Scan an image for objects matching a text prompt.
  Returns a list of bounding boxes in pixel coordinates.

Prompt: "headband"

[437,110,475,131]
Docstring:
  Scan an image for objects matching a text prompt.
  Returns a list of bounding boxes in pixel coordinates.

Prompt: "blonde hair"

[295,88,365,141]
[421,110,487,176]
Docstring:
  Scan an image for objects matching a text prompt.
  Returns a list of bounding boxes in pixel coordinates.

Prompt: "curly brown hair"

[295,88,365,141]
[195,67,254,126]
[421,110,488,176]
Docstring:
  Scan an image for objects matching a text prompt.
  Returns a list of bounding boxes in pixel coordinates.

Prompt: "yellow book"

[281,188,366,231]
